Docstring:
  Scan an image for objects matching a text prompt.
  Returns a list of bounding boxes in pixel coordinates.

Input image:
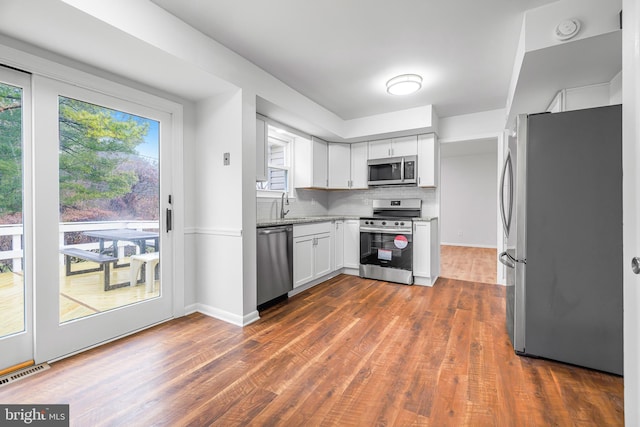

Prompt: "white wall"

[440,150,498,248]
[610,71,622,104]
[192,91,259,325]
[438,109,505,142]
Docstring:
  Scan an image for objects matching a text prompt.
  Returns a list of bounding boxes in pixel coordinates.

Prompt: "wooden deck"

[0,273,623,425]
[0,259,159,337]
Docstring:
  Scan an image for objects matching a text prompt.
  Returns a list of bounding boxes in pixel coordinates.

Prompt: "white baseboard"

[195,303,260,326]
[184,303,198,315]
[441,242,497,249]
[414,275,437,287]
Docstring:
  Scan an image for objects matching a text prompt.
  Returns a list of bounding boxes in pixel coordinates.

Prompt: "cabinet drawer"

[293,222,332,238]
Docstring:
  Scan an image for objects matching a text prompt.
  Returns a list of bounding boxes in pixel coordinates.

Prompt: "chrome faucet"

[280,192,290,219]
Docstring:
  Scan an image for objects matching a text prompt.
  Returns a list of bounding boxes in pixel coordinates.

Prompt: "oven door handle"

[360,226,413,235]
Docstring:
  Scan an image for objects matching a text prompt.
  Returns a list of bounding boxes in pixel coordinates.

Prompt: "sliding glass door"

[0,66,33,371]
[33,76,174,363]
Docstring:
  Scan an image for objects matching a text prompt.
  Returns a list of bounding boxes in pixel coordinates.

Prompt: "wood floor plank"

[0,274,623,426]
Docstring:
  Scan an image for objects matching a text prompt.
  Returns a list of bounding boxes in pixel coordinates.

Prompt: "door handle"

[633,257,640,274]
[166,208,172,232]
[499,251,516,268]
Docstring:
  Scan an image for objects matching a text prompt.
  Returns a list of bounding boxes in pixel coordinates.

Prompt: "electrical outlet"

[311,198,316,206]
[457,230,463,237]
[223,152,230,166]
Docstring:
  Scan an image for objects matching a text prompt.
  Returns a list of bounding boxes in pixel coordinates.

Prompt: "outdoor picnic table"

[83,229,159,267]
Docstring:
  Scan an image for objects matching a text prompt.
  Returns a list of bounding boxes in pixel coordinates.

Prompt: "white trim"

[440,242,498,249]
[414,275,437,287]
[195,303,260,327]
[183,304,198,315]
[439,131,502,145]
[193,227,243,237]
[46,317,173,364]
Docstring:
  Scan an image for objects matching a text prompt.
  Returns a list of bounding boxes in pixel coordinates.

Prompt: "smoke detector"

[554,19,581,41]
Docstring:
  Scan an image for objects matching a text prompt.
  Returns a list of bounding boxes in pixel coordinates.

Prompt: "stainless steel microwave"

[367,155,417,186]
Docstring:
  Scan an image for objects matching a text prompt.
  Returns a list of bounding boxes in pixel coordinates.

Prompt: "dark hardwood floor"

[0,274,623,426]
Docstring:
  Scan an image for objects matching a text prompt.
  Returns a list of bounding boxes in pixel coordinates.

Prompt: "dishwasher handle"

[258,226,292,235]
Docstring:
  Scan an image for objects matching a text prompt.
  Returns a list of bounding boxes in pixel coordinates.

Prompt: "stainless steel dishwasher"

[256,225,293,309]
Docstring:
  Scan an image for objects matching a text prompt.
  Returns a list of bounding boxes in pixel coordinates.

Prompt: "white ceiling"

[150,0,558,120]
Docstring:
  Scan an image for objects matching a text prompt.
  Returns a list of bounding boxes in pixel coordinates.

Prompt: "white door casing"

[623,0,640,423]
[33,75,175,363]
[0,66,33,370]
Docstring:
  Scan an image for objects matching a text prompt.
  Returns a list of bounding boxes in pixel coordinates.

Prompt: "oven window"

[369,162,402,182]
[360,231,413,271]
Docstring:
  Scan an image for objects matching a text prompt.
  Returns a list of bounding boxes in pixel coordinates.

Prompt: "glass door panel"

[57,96,161,323]
[34,75,172,363]
[0,67,33,370]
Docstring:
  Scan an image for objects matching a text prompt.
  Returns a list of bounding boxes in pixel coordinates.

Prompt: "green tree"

[1,90,152,219]
[58,97,148,207]
[0,83,23,216]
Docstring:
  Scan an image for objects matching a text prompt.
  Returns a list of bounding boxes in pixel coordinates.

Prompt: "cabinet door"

[392,135,418,157]
[314,233,333,278]
[312,137,328,188]
[368,139,392,159]
[417,133,436,187]
[343,220,360,269]
[256,117,268,182]
[413,222,431,278]
[328,143,351,189]
[350,142,368,189]
[293,236,315,288]
[334,221,344,270]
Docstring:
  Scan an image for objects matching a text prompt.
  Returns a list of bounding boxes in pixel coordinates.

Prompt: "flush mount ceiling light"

[386,74,423,95]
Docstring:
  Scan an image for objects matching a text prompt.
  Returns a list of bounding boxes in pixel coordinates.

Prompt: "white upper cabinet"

[417,133,438,187]
[368,136,417,159]
[328,143,351,189]
[349,142,368,189]
[295,136,328,189]
[327,141,369,190]
[256,117,268,182]
[368,138,393,159]
[390,136,418,157]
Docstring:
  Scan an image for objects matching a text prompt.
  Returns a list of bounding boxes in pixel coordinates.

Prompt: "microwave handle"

[400,157,405,182]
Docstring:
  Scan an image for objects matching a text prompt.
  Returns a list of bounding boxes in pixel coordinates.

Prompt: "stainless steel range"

[359,199,421,285]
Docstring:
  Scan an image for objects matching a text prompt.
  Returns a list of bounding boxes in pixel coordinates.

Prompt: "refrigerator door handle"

[500,153,513,236]
[499,251,516,268]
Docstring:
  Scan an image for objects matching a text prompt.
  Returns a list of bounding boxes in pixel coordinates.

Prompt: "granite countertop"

[413,217,438,222]
[257,215,436,227]
[257,216,359,228]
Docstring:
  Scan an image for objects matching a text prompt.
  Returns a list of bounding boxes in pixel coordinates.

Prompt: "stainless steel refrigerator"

[499,105,623,375]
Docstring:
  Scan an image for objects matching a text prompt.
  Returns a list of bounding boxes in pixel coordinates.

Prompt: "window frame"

[256,126,294,198]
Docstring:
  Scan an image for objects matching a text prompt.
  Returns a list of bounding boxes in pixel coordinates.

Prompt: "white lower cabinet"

[413,219,439,286]
[293,235,315,287]
[293,222,333,288]
[314,233,332,278]
[334,221,344,270]
[343,220,360,269]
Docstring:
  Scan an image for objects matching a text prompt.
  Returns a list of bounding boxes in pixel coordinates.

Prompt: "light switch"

[223,152,230,165]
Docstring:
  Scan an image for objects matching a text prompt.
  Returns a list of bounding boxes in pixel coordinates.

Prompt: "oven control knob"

[364,221,369,225]
[382,221,386,225]
[400,222,405,226]
[395,222,399,226]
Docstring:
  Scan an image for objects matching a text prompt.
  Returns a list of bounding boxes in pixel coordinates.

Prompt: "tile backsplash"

[256,186,438,221]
